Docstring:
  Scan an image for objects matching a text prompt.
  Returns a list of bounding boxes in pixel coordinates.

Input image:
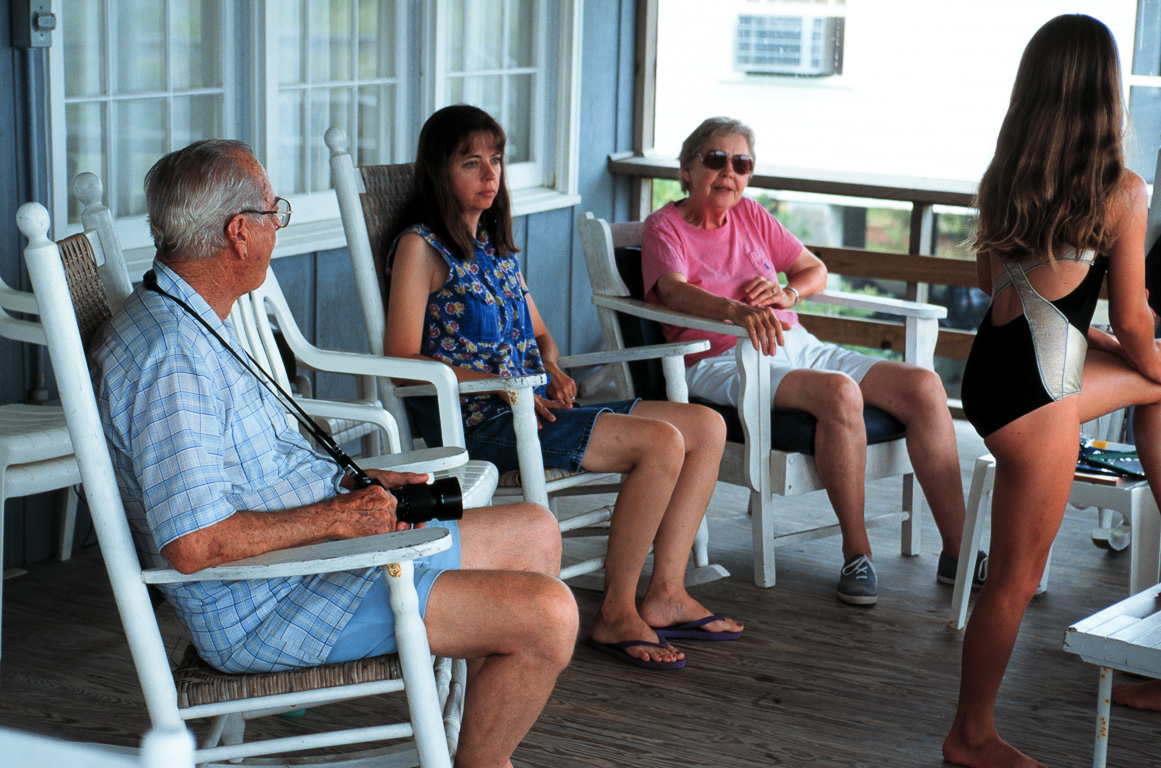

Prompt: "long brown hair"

[398,104,519,262]
[972,14,1125,264]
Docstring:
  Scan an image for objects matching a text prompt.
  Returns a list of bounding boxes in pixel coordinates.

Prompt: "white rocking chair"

[19,196,466,767]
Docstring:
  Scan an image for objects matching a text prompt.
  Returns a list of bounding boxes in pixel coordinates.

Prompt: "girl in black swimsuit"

[944,15,1161,768]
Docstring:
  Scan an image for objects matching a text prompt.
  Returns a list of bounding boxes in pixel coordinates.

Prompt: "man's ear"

[224,214,249,257]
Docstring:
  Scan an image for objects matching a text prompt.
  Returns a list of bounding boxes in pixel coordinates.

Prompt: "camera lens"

[392,476,464,524]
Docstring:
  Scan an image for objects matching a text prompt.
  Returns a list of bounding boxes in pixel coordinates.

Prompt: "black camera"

[354,474,464,524]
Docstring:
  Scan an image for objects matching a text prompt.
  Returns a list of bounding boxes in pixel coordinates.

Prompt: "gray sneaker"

[837,554,878,605]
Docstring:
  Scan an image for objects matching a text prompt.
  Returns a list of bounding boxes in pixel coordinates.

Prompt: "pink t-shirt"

[641,196,805,365]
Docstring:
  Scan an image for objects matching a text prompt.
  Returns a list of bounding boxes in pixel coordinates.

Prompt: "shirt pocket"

[743,249,780,280]
[461,291,504,344]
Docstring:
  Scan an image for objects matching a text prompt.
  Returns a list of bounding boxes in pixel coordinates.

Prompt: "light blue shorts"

[325,519,462,662]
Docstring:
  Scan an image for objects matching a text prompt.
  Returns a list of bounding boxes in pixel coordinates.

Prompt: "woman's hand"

[742,276,795,309]
[543,361,577,407]
[533,393,572,428]
[726,302,785,356]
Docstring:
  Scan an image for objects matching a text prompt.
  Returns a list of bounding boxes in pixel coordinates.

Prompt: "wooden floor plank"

[2,421,1160,767]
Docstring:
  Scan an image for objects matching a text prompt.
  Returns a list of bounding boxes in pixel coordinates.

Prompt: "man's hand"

[742,276,795,309]
[727,302,785,356]
[350,470,431,531]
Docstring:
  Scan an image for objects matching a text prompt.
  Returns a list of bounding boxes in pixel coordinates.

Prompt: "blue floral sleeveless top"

[389,224,546,428]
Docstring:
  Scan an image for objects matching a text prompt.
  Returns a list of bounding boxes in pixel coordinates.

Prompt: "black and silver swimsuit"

[961,248,1106,438]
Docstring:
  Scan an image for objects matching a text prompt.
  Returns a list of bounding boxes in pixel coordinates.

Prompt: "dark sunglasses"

[696,150,754,176]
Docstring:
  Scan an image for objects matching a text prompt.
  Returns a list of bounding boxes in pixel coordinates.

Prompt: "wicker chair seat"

[173,644,403,709]
[497,466,586,488]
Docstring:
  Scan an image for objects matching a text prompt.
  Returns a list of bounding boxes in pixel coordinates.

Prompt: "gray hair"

[677,117,757,193]
[144,139,267,261]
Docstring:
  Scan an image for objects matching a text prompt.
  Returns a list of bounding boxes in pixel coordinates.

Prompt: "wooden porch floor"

[2,421,1160,767]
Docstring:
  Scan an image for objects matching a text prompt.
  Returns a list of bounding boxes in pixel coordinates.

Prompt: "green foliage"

[652,179,685,210]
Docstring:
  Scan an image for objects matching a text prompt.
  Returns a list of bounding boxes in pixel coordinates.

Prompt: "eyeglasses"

[696,150,754,176]
[235,196,292,229]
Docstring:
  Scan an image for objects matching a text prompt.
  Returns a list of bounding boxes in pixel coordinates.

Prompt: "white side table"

[1063,584,1161,767]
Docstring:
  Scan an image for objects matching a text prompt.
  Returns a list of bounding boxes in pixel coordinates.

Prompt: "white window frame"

[47,0,583,272]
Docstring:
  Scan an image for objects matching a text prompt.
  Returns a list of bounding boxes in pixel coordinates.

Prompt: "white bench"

[1063,584,1161,767]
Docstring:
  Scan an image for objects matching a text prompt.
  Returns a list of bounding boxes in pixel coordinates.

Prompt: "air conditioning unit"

[735,14,844,77]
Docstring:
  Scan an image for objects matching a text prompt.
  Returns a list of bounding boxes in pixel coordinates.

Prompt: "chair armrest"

[592,295,749,338]
[293,397,401,451]
[393,373,548,399]
[142,527,451,584]
[809,289,947,320]
[361,446,469,474]
[558,340,709,369]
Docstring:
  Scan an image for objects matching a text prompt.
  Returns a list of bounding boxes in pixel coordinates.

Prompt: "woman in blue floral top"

[385,105,743,670]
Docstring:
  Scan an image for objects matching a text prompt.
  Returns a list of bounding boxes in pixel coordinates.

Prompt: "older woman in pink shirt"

[641,116,977,606]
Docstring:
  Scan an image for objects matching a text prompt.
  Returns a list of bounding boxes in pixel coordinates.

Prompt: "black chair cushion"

[611,246,906,455]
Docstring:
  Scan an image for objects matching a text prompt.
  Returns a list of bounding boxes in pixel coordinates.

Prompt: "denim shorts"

[464,399,639,472]
[324,519,461,662]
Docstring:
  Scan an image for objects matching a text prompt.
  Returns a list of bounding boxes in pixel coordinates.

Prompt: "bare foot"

[1112,679,1161,711]
[589,607,684,665]
[942,731,1046,768]
[638,586,743,636]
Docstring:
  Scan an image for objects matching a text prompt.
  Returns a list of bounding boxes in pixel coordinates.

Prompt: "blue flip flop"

[585,637,686,670]
[652,613,742,641]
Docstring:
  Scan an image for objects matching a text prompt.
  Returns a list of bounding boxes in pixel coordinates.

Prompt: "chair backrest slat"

[58,232,113,349]
[359,162,416,311]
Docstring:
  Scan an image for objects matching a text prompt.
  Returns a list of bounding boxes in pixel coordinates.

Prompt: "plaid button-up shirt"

[90,261,375,673]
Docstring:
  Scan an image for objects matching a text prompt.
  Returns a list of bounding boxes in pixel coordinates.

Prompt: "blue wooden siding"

[0,1,636,567]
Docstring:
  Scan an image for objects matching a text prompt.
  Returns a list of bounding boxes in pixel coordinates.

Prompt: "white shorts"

[685,326,883,408]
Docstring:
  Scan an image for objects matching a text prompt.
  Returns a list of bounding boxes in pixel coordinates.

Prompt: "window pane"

[64,0,105,98]
[172,95,225,149]
[311,88,352,192]
[171,0,223,90]
[66,102,107,224]
[447,75,502,120]
[447,0,502,72]
[113,1,165,94]
[357,84,395,165]
[504,74,533,163]
[1133,0,1160,76]
[114,99,167,216]
[277,0,306,86]
[358,0,396,79]
[276,90,306,193]
[506,0,534,68]
[1129,87,1161,184]
[310,0,354,83]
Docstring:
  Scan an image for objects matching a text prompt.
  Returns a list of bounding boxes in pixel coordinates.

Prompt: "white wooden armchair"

[18,199,466,766]
[577,212,948,588]
[326,128,727,586]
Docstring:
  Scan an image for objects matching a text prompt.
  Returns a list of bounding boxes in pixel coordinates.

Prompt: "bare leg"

[774,369,871,560]
[1112,679,1161,710]
[629,402,735,631]
[1078,350,1161,511]
[425,569,578,768]
[456,501,562,576]
[580,403,739,664]
[943,399,1078,768]
[945,351,1161,767]
[860,361,966,556]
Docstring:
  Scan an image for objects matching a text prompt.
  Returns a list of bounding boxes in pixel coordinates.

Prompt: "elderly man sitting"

[88,139,578,768]
[641,117,985,606]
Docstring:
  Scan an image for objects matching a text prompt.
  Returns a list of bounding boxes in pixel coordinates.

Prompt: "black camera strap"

[142,270,377,489]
